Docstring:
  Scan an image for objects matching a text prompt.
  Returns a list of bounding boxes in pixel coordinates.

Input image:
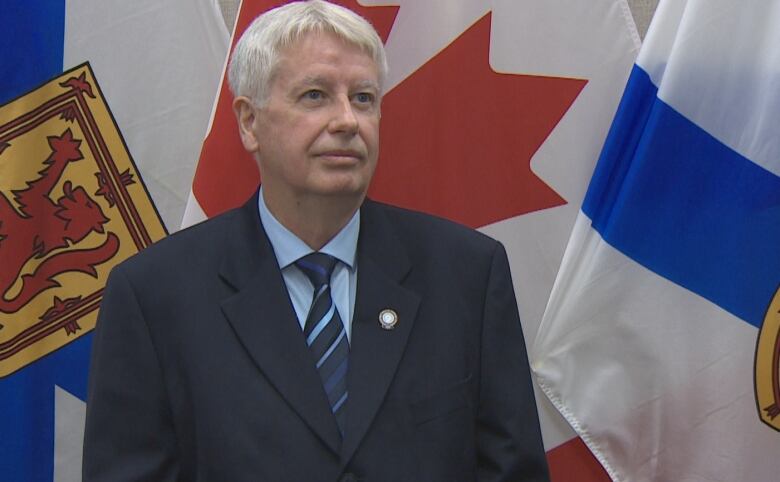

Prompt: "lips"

[315,149,365,162]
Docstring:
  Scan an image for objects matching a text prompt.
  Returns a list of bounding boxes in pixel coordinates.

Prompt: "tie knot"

[296,252,337,289]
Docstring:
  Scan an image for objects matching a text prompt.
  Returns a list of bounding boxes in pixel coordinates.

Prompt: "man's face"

[237,31,381,208]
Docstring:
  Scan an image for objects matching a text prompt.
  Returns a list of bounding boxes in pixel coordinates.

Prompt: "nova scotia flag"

[533,0,780,480]
[0,2,227,480]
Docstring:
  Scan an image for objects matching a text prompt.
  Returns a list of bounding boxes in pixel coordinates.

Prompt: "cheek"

[297,120,330,149]
[362,119,381,148]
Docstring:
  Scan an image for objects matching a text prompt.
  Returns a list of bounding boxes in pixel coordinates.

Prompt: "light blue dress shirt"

[257,187,358,341]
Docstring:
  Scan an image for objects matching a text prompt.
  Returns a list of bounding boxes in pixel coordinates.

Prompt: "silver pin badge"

[378,309,398,330]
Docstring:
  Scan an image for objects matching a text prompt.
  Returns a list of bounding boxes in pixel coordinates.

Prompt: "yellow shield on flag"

[0,63,166,377]
[756,286,780,431]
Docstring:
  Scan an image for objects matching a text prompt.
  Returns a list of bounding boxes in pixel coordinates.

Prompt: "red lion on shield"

[0,128,119,314]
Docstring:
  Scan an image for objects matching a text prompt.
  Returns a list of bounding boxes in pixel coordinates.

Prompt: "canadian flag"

[183,1,639,479]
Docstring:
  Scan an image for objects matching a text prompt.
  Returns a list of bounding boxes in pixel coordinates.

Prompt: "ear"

[233,96,260,153]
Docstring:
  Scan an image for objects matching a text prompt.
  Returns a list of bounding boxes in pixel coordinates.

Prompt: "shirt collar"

[257,186,359,271]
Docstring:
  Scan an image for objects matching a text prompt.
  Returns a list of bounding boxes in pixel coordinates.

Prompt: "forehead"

[273,31,379,83]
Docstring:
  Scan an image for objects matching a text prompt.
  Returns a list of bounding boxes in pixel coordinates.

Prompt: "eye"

[302,90,324,101]
[352,92,376,108]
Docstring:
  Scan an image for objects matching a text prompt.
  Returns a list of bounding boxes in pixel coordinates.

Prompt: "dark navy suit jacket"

[83,192,549,481]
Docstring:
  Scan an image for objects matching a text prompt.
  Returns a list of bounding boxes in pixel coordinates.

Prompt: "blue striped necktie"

[295,253,349,434]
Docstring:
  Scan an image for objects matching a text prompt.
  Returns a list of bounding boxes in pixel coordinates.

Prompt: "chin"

[313,175,370,197]
[318,185,367,199]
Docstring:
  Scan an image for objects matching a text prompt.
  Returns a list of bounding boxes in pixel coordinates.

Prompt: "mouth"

[315,150,365,163]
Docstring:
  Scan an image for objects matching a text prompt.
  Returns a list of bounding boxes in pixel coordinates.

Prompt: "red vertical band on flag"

[547,437,612,482]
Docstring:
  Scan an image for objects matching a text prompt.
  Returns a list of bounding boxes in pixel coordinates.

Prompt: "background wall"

[628,0,658,38]
[216,0,659,40]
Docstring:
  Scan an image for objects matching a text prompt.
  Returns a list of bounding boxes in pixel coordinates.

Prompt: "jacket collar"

[217,194,420,461]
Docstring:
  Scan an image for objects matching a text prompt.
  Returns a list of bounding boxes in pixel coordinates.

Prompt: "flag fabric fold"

[534,0,780,480]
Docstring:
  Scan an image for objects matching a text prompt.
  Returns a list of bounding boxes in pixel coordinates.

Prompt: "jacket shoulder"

[364,200,500,254]
[115,206,247,277]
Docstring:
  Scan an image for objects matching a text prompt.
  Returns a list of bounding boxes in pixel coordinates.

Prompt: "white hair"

[227,0,388,105]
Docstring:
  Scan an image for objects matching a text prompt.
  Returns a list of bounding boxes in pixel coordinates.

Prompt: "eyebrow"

[295,76,379,92]
[298,75,329,87]
[352,80,380,92]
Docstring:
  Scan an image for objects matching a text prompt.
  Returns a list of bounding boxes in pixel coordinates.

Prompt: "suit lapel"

[341,201,421,464]
[218,194,342,455]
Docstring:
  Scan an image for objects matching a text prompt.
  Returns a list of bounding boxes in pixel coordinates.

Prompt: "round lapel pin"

[378,309,398,330]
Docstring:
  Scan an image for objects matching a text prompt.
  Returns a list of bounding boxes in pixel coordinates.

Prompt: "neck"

[263,189,362,250]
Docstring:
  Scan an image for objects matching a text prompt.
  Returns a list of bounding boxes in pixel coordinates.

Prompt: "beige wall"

[630,0,659,38]
[217,0,658,39]
[218,0,239,32]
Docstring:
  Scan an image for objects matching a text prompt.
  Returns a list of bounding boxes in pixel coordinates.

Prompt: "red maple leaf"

[193,3,585,229]
[370,13,586,228]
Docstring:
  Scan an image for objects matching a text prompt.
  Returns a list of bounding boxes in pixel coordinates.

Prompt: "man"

[83,1,549,480]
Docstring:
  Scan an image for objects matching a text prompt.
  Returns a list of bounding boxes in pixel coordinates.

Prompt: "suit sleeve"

[83,266,180,481]
[476,243,550,482]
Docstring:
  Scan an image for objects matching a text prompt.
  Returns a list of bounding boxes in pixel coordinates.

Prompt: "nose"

[328,95,359,135]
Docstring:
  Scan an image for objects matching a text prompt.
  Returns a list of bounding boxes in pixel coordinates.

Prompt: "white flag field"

[534,0,780,480]
[62,0,229,230]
